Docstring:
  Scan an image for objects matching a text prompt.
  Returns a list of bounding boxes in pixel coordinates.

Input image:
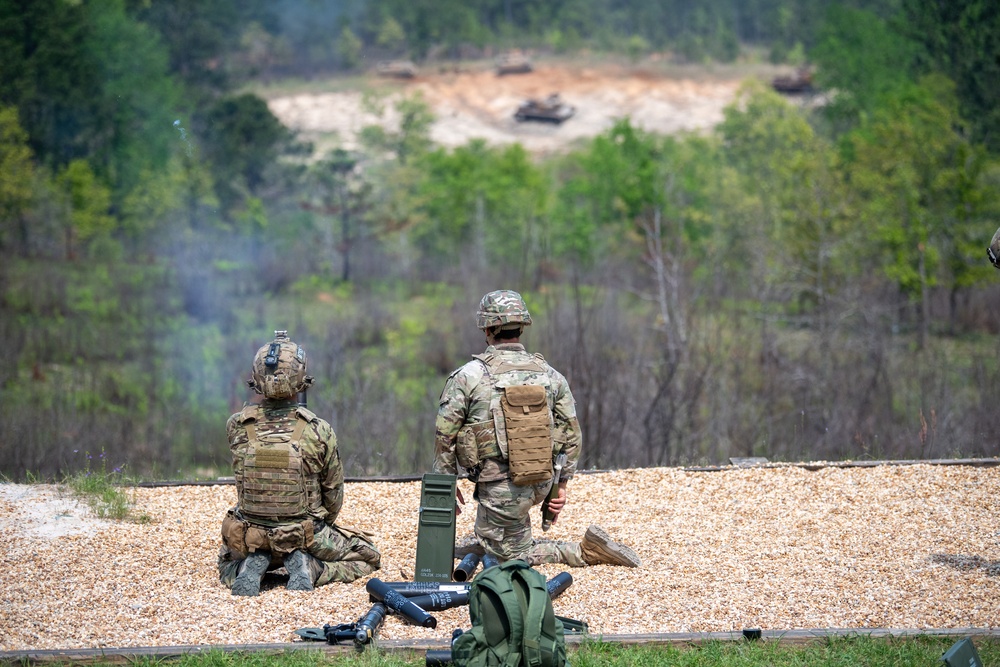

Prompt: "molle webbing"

[474,352,554,486]
[473,352,547,377]
[502,384,552,486]
[241,413,316,519]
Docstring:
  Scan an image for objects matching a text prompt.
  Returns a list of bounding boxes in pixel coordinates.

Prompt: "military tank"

[772,67,813,94]
[495,52,533,76]
[514,93,575,124]
[376,60,417,79]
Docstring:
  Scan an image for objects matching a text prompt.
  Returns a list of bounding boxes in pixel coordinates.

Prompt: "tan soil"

[2,464,999,651]
[265,61,770,156]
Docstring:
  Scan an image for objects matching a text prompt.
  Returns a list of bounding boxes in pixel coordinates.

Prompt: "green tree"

[126,0,273,95]
[0,0,94,167]
[200,93,291,211]
[302,149,375,283]
[810,6,921,131]
[717,82,853,307]
[376,16,407,54]
[87,3,179,204]
[56,159,114,260]
[902,0,1000,153]
[846,76,987,346]
[360,93,434,165]
[0,106,35,251]
[0,0,180,206]
[401,139,547,283]
[337,26,363,70]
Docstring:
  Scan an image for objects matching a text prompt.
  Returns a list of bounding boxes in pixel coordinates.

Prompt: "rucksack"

[451,560,567,667]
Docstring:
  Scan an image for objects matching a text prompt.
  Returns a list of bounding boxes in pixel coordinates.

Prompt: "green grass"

[572,636,999,665]
[63,450,151,523]
[39,637,1000,666]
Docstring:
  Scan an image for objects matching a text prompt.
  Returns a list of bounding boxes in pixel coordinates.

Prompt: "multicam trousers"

[218,514,380,588]
[456,477,587,567]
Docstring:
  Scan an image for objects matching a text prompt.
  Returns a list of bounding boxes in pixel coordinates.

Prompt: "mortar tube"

[366,578,437,628]
[546,571,573,599]
[452,552,481,582]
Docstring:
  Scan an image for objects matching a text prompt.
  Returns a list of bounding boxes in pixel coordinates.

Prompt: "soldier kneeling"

[218,331,380,596]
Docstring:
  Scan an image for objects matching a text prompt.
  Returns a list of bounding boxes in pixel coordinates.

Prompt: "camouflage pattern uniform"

[217,332,380,593]
[218,399,381,587]
[989,226,1000,268]
[435,291,641,569]
[435,341,587,566]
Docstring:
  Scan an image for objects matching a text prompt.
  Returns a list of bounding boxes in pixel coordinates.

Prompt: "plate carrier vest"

[463,352,554,486]
[236,404,322,521]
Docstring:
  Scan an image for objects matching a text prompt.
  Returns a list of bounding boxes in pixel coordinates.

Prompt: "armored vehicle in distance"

[495,52,533,76]
[514,94,575,124]
[772,67,813,94]
[376,60,417,79]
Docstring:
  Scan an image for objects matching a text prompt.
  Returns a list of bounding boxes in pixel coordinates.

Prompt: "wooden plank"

[4,628,999,665]
[729,457,770,467]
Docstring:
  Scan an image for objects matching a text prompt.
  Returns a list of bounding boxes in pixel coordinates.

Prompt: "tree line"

[1,0,999,481]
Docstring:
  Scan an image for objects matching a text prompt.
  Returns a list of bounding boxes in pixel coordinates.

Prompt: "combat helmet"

[476,289,532,330]
[248,330,313,399]
[989,226,1000,269]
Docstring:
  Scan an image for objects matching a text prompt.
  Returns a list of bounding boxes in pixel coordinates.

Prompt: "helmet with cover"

[989,226,1000,269]
[476,290,532,331]
[248,330,313,399]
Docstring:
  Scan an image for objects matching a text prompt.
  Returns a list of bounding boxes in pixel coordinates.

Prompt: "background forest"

[1,0,999,481]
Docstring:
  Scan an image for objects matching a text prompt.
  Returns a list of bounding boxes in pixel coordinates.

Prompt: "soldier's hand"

[546,482,568,523]
[455,487,466,516]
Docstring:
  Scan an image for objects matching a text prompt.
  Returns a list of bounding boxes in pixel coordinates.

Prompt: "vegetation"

[63,449,151,522]
[1,1,1000,481]
[50,636,1000,666]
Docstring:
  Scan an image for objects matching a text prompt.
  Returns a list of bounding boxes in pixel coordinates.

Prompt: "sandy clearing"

[266,63,752,155]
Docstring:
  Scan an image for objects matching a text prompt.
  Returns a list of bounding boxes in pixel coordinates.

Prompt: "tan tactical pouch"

[456,420,498,470]
[221,510,249,557]
[266,520,315,556]
[501,384,553,486]
[245,525,270,553]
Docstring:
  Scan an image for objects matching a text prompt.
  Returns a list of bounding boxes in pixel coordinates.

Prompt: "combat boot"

[579,525,641,568]
[284,549,322,591]
[232,551,270,596]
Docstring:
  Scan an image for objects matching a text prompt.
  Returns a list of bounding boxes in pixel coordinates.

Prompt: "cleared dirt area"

[266,60,780,156]
[2,463,999,652]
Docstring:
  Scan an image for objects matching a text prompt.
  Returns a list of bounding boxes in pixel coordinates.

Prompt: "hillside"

[2,462,999,652]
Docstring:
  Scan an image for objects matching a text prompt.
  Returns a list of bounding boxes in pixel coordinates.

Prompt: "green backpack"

[451,559,567,667]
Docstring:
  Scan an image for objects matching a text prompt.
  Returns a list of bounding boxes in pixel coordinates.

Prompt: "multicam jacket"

[434,343,581,484]
[227,398,344,527]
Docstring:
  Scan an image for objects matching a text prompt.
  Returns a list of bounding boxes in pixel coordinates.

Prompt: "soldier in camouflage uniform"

[218,331,381,596]
[434,290,640,568]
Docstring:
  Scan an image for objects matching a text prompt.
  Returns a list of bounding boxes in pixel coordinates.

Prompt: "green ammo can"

[414,473,457,582]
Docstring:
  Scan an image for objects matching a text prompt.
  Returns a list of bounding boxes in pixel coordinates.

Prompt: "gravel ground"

[1,464,999,651]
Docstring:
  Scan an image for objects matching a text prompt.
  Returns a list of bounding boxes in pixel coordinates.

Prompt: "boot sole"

[584,525,642,568]
[232,552,269,596]
[285,551,315,591]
